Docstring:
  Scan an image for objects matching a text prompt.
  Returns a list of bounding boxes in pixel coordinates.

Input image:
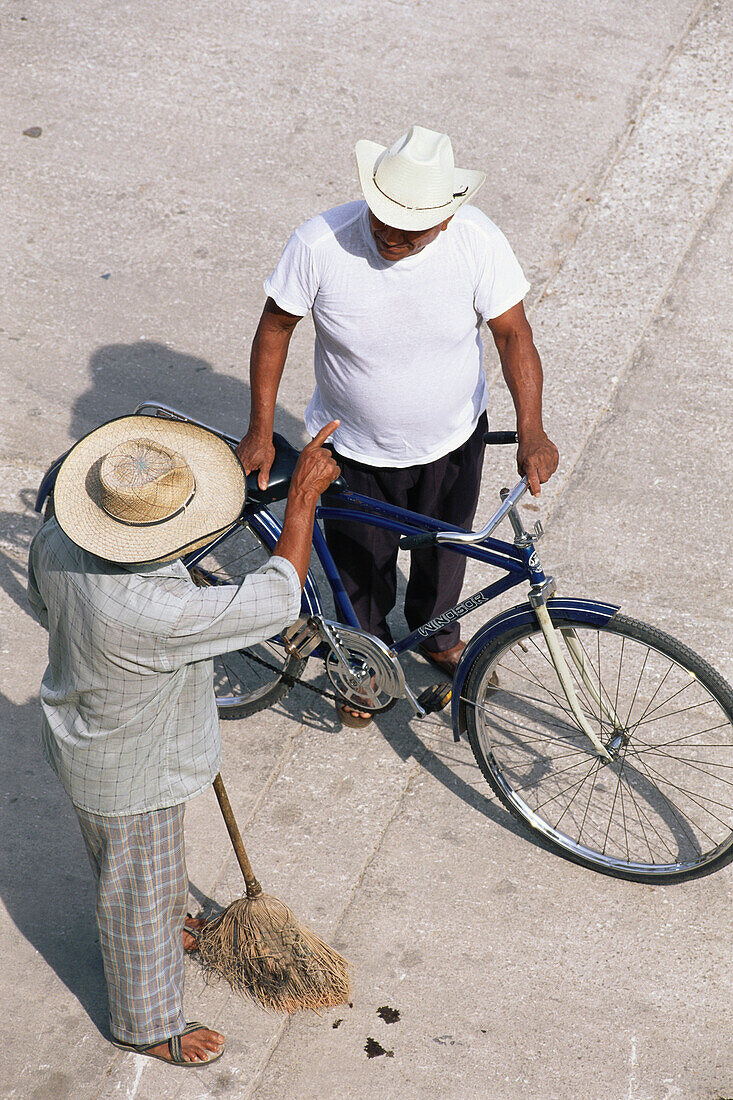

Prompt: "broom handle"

[212,773,263,899]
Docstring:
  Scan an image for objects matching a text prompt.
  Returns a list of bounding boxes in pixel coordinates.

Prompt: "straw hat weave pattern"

[98,439,195,526]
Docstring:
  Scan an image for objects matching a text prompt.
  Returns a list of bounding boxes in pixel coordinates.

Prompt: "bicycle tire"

[189,519,306,719]
[463,610,733,881]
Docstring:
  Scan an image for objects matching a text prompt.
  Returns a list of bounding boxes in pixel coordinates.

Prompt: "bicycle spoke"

[551,758,602,831]
[627,696,712,729]
[521,755,601,807]
[623,646,651,729]
[628,752,718,849]
[627,755,733,826]
[626,657,684,731]
[463,692,586,743]
[626,745,733,788]
[618,769,678,862]
[613,634,625,723]
[509,647,580,718]
[627,721,731,753]
[528,633,602,725]
[628,675,701,732]
[617,762,631,863]
[576,762,600,847]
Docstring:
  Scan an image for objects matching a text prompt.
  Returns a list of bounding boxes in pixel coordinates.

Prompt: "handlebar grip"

[483,431,518,445]
[399,532,437,550]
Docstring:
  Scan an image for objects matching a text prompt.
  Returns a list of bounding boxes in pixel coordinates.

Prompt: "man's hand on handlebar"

[236,430,276,491]
[516,429,559,497]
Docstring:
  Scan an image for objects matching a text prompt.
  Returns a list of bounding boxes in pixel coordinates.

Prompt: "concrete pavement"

[1,1,731,1097]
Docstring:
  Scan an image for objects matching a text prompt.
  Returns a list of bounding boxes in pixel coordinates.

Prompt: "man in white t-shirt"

[237,126,558,723]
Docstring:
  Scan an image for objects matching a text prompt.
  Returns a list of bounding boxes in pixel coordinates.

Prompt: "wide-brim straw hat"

[356,125,486,232]
[53,415,247,564]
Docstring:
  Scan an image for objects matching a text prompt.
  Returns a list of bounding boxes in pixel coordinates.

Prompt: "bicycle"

[35,401,733,883]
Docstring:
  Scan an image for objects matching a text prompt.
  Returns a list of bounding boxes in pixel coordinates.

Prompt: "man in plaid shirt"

[28,416,340,1067]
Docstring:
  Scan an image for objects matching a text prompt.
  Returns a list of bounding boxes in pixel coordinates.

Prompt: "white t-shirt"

[264,200,529,467]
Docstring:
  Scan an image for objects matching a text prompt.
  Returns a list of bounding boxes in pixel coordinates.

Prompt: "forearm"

[272,491,318,588]
[248,322,291,437]
[489,303,557,495]
[496,329,545,438]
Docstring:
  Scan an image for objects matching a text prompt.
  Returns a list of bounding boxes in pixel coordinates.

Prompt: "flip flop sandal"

[183,913,205,952]
[111,1021,224,1067]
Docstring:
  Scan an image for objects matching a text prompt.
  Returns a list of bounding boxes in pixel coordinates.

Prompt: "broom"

[196,773,352,1013]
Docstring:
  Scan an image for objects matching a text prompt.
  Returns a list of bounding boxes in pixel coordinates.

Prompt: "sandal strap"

[132,1021,209,1064]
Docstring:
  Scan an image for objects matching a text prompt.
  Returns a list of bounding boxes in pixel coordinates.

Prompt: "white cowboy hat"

[355,125,486,232]
[52,415,247,564]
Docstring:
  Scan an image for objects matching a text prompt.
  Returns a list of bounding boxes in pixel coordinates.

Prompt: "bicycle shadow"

[71,340,306,447]
[266,659,539,845]
[0,494,42,615]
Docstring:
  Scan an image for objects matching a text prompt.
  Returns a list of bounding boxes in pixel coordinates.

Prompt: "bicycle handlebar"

[483,431,518,445]
[399,477,530,550]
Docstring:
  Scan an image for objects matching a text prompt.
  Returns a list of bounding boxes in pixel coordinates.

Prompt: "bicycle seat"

[246,433,348,503]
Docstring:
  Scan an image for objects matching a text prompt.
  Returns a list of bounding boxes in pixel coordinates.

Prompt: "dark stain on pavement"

[377,1005,400,1023]
[365,1037,394,1058]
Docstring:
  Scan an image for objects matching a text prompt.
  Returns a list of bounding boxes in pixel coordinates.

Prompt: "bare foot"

[183,915,207,953]
[342,704,372,719]
[147,1027,225,1064]
[336,700,373,727]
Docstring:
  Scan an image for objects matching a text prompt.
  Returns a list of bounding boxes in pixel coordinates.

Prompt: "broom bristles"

[196,894,352,1013]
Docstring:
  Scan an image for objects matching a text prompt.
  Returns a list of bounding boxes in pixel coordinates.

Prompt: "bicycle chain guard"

[322,624,405,714]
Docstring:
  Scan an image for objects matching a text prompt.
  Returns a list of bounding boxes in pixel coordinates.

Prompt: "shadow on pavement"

[266,672,541,847]
[0,691,110,1036]
[3,342,307,1040]
[71,340,305,446]
[0,504,41,616]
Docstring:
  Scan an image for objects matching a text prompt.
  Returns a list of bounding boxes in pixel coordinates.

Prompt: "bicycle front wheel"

[464,611,733,881]
[189,520,305,719]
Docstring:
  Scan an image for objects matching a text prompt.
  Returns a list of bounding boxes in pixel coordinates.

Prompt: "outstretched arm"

[273,421,341,587]
[235,298,303,489]
[488,301,559,496]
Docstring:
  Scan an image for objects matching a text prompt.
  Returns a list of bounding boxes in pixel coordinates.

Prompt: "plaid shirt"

[27,519,301,815]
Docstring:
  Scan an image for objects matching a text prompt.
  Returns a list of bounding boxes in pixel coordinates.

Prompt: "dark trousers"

[323,413,487,652]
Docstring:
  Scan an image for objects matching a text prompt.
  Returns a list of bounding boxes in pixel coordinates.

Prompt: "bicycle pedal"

[417,682,452,714]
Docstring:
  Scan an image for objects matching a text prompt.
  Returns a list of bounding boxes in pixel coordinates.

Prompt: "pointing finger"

[310,420,340,448]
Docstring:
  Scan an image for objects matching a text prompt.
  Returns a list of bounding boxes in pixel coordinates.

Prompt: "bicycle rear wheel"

[464,611,733,881]
[189,520,305,719]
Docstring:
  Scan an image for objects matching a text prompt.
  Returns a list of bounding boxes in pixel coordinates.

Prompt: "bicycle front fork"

[502,489,615,762]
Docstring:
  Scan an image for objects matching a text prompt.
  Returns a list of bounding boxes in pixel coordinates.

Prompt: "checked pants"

[74,803,188,1045]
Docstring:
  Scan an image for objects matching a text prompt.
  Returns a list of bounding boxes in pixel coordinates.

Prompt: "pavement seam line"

[531,0,709,311]
[541,160,733,528]
[481,0,711,401]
